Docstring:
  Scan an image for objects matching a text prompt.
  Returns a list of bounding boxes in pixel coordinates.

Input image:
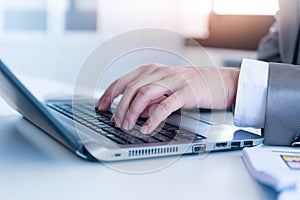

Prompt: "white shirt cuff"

[234,58,269,128]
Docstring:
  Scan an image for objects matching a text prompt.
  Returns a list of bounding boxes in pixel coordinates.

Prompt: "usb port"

[192,144,206,153]
[231,141,241,149]
[215,142,227,148]
[243,141,253,147]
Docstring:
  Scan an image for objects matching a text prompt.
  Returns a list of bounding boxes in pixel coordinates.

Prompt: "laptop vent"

[128,146,179,157]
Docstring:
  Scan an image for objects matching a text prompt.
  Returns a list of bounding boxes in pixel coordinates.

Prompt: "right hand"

[95,64,239,134]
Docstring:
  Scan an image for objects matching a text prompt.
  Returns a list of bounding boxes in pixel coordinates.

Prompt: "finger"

[123,76,185,128]
[95,66,147,111]
[112,74,166,127]
[140,96,166,118]
[140,91,185,134]
[121,84,172,130]
[116,73,184,129]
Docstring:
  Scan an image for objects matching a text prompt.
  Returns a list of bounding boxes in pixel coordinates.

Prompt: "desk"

[0,78,277,200]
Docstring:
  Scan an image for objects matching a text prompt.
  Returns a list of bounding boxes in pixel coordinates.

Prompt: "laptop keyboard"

[47,102,205,145]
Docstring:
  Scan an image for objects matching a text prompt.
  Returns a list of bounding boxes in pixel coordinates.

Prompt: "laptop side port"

[215,142,227,148]
[243,141,253,147]
[192,144,206,153]
[231,141,241,149]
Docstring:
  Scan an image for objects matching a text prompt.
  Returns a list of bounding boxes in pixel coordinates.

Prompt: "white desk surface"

[0,77,277,200]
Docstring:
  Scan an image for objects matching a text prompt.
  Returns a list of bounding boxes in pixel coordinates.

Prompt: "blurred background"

[0,0,279,87]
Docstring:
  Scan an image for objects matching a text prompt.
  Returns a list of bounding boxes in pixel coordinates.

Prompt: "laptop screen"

[0,60,79,152]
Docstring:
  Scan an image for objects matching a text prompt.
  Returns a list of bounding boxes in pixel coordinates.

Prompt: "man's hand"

[95,64,239,134]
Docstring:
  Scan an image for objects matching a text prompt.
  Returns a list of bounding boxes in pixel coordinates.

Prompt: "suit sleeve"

[235,61,300,145]
[264,62,300,145]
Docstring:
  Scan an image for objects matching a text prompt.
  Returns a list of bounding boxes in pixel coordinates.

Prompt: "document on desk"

[242,147,300,200]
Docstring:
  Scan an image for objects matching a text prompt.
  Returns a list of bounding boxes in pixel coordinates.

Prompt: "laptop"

[0,60,263,162]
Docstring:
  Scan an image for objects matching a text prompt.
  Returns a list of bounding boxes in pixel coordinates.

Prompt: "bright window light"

[213,0,279,15]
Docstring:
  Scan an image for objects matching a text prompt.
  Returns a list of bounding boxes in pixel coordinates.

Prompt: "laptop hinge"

[76,145,98,162]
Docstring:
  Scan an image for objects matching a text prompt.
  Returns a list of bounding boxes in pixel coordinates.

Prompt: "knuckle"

[114,108,121,117]
[114,77,124,86]
[146,63,159,70]
[127,107,138,118]
[125,83,138,94]
[148,63,157,68]
[115,102,126,114]
[137,64,149,71]
[153,65,165,73]
[158,100,172,114]
[140,64,150,69]
[137,86,151,97]
[139,64,148,70]
[155,66,176,76]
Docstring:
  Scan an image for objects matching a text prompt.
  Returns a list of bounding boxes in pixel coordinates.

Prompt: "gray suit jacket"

[257,0,300,146]
[258,0,300,64]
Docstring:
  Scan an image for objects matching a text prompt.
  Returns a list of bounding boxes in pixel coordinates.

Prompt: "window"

[0,0,99,33]
[65,0,97,31]
[3,0,47,31]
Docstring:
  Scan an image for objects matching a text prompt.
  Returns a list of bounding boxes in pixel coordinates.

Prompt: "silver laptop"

[0,60,263,162]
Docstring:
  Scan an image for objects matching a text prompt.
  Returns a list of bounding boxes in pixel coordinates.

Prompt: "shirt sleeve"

[233,59,269,128]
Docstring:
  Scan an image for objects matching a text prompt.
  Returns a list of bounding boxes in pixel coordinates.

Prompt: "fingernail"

[97,101,105,111]
[111,117,115,124]
[140,125,149,134]
[114,117,121,127]
[97,104,102,111]
[95,100,101,108]
[122,120,130,130]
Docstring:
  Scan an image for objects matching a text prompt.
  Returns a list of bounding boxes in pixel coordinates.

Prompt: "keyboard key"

[105,134,128,145]
[153,133,172,142]
[94,128,109,135]
[48,102,200,145]
[161,123,178,131]
[136,118,147,126]
[159,130,177,139]
[173,135,191,141]
[140,137,160,143]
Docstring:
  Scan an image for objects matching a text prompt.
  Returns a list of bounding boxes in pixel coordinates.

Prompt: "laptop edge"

[0,60,97,161]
